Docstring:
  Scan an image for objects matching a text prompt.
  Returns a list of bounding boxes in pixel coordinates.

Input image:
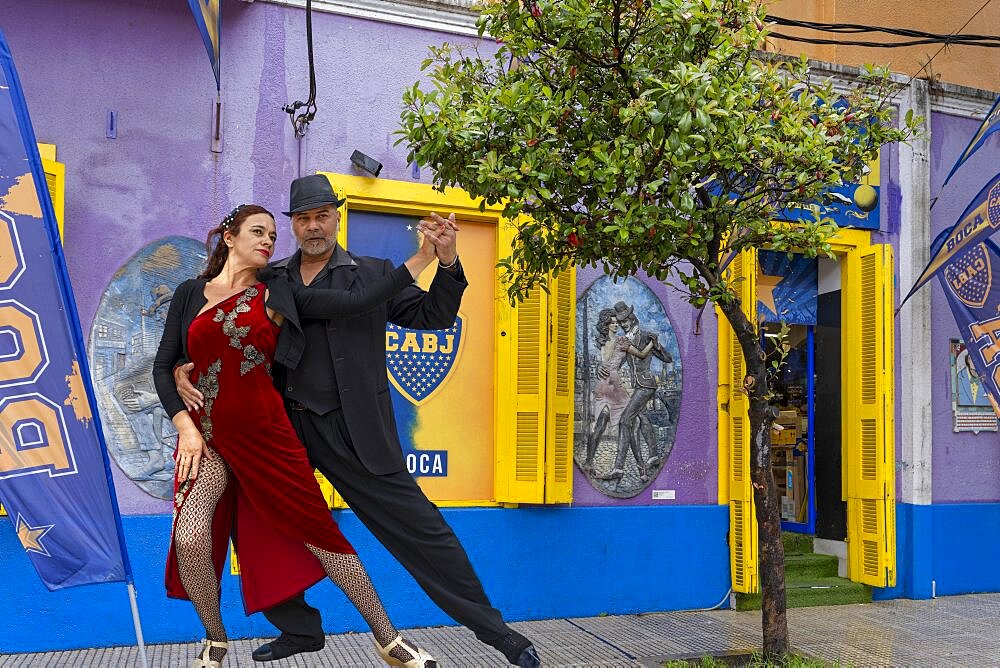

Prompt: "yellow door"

[844,243,896,587]
[495,218,576,505]
[722,249,759,593]
[495,219,546,503]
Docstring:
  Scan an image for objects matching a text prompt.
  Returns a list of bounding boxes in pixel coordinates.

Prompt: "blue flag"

[933,230,1000,416]
[0,33,129,589]
[757,251,818,326]
[188,0,221,90]
[901,171,1000,309]
[943,96,1000,187]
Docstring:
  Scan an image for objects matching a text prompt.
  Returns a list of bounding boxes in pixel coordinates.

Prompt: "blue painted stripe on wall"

[0,504,730,653]
[875,501,1000,601]
[873,502,933,600]
[930,502,1000,596]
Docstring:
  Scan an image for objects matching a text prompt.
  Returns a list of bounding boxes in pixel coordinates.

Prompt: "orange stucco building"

[767,0,1000,91]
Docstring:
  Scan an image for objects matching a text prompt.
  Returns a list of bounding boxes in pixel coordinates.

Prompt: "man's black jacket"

[270,247,467,475]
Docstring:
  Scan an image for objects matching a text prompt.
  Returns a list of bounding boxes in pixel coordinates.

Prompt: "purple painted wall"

[928,111,1000,503]
[3,0,722,514]
[1,0,483,513]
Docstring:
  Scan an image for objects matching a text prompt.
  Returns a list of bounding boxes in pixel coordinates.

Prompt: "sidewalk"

[3,593,999,666]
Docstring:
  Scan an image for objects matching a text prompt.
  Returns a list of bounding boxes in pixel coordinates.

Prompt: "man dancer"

[601,301,672,480]
[175,174,540,667]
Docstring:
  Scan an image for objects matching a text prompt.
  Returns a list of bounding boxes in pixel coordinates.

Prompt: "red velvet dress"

[165,284,354,614]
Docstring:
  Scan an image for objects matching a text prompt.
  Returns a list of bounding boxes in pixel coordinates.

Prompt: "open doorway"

[760,254,852,579]
[763,322,813,532]
[760,255,848,546]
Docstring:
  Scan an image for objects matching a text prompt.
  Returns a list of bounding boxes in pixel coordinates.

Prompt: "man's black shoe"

[251,636,325,662]
[491,630,541,666]
[517,645,542,668]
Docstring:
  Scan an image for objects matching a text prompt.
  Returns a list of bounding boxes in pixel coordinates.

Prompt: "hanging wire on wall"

[765,3,999,50]
[283,0,318,138]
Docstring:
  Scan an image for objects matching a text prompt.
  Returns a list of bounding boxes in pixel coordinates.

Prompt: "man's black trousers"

[263,407,508,644]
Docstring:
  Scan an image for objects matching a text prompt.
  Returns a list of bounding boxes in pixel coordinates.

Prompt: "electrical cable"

[768,31,1000,49]
[283,0,318,138]
[764,2,998,50]
[909,0,995,81]
[766,14,1000,44]
[693,587,735,611]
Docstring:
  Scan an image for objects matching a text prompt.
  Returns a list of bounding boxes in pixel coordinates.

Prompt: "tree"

[399,0,918,658]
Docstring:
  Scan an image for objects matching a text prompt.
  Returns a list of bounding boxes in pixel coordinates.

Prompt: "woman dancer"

[153,204,439,668]
[581,308,655,480]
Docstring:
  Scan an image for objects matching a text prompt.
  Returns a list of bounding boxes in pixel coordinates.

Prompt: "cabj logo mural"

[346,208,495,493]
[385,315,464,405]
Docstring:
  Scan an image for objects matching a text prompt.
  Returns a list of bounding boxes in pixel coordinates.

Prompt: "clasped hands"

[416,212,459,267]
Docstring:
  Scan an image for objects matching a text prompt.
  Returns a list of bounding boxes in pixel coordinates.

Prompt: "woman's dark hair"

[198,204,274,279]
[594,308,617,347]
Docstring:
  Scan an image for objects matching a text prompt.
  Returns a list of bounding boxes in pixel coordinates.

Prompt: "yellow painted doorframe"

[719,227,897,590]
[309,174,575,509]
[320,173,505,508]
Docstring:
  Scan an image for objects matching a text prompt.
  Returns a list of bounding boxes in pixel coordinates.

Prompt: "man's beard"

[300,238,336,257]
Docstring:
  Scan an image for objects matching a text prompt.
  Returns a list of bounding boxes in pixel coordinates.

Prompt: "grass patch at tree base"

[662,649,829,667]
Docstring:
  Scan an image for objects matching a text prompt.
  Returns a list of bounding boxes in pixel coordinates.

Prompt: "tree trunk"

[717,296,789,659]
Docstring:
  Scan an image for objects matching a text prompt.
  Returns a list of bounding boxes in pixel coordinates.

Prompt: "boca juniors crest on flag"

[902,172,1000,308]
[945,242,992,308]
[935,231,1000,416]
[386,315,464,405]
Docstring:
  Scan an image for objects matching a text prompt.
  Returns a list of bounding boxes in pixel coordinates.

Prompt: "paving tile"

[6,593,1000,666]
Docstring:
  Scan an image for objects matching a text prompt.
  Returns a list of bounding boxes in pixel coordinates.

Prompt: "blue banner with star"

[0,33,129,589]
[934,230,1000,416]
[757,251,818,325]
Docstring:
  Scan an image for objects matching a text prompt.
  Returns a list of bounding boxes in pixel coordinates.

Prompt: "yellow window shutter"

[39,146,65,242]
[544,269,576,504]
[495,220,546,504]
[845,244,895,587]
[725,249,759,593]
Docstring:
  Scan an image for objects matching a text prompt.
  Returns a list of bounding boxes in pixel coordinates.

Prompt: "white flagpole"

[127,582,150,668]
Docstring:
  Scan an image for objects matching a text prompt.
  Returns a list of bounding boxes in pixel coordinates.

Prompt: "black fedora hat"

[283,174,346,216]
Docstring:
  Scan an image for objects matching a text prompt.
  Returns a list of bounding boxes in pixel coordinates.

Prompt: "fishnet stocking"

[174,451,230,663]
[305,545,415,664]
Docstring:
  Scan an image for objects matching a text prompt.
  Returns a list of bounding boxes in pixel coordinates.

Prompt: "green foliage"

[399,0,919,306]
[662,652,832,667]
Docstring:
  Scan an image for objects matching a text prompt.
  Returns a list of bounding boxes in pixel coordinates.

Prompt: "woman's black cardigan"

[152,265,413,419]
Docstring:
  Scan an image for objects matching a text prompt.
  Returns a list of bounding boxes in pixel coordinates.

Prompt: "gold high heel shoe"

[375,634,438,668]
[192,638,228,668]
